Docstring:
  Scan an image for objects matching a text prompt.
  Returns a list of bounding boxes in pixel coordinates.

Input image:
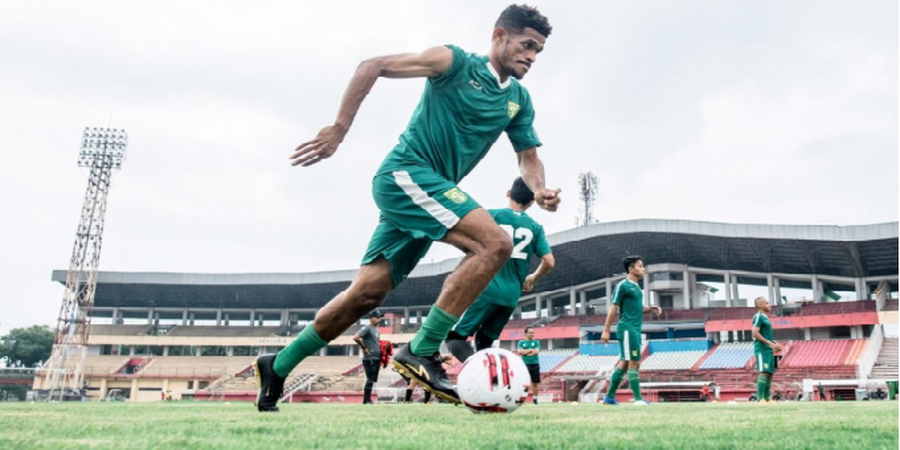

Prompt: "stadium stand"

[797,301,875,316]
[640,350,707,371]
[139,357,255,377]
[82,356,132,375]
[90,324,152,335]
[538,348,577,373]
[555,355,618,373]
[700,342,754,369]
[869,338,898,379]
[166,326,281,337]
[780,340,857,367]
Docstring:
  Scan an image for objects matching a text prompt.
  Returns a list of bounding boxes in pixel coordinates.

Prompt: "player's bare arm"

[600,304,619,343]
[352,332,370,355]
[643,306,662,316]
[290,46,453,167]
[523,253,555,292]
[517,147,561,211]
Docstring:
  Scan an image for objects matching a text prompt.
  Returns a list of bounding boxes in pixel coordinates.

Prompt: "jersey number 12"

[499,225,533,260]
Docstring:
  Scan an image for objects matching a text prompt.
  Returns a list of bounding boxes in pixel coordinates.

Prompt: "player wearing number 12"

[446,177,555,364]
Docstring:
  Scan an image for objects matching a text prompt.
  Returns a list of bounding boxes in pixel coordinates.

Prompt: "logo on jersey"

[508,101,521,119]
[468,80,483,91]
[444,187,468,204]
[632,350,639,357]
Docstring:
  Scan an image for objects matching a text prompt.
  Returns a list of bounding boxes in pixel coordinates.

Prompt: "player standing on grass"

[352,310,384,404]
[600,256,661,406]
[254,5,558,411]
[445,177,554,364]
[752,297,782,404]
[517,326,543,404]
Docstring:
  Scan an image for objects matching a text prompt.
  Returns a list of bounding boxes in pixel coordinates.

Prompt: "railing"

[281,373,317,402]
[858,325,884,383]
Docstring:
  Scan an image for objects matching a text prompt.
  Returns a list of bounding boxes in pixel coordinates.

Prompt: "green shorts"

[361,166,481,288]
[755,351,777,374]
[452,298,515,341]
[618,328,642,362]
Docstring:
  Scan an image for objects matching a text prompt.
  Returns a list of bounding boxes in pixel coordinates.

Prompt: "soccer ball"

[456,348,531,413]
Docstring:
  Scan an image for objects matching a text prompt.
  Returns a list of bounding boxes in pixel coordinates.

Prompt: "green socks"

[628,369,642,401]
[409,305,459,356]
[756,374,768,401]
[606,367,625,400]
[273,325,328,378]
[764,377,772,401]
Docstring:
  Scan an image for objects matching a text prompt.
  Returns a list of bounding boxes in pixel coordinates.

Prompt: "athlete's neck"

[488,54,510,84]
[627,274,641,284]
[508,201,528,211]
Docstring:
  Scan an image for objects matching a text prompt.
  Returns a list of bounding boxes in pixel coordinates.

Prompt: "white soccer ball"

[457,348,531,413]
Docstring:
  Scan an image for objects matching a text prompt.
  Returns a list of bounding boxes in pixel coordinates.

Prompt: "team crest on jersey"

[632,350,638,357]
[444,187,468,204]
[508,101,520,119]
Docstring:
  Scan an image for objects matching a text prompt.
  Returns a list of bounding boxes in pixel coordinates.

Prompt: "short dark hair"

[495,4,552,38]
[623,255,643,273]
[509,177,535,205]
[524,326,534,334]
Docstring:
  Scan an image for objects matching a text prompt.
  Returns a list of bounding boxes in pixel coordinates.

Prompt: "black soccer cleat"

[254,354,285,412]
[391,345,460,405]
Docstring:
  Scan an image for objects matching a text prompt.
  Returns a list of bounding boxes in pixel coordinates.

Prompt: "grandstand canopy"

[53,220,899,310]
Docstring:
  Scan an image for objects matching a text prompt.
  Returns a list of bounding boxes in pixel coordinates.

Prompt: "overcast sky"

[0,1,896,332]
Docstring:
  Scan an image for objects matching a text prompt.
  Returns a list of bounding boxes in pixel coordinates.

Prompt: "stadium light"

[78,127,128,169]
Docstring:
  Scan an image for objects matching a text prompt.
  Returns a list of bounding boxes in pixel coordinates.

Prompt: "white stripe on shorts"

[392,170,460,229]
[757,354,763,372]
[623,330,630,360]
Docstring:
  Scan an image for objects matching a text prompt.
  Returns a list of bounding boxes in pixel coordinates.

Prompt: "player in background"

[517,326,542,404]
[751,297,782,404]
[254,5,558,411]
[600,256,661,406]
[445,176,554,364]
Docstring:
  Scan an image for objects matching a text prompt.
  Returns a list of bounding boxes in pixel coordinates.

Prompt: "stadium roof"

[52,219,899,310]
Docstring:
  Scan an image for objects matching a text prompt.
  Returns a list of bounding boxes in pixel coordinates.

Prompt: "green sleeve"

[430,45,467,87]
[532,224,551,257]
[517,340,525,350]
[506,92,542,151]
[611,282,625,307]
[534,341,541,350]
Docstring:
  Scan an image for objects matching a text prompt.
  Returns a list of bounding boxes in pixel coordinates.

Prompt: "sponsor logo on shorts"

[444,187,468,204]
[632,350,639,357]
[508,101,521,119]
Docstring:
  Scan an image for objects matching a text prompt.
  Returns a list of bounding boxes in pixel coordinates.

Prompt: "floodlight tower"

[44,127,127,401]
[576,171,598,227]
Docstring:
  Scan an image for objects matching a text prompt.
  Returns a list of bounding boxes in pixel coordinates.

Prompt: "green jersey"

[377,45,542,183]
[517,339,541,365]
[480,208,551,307]
[752,312,773,353]
[611,279,644,331]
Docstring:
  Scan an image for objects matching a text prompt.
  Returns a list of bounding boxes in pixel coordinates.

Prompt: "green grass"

[0,401,896,450]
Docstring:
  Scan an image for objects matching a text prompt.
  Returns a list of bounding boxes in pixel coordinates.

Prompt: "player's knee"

[484,236,513,266]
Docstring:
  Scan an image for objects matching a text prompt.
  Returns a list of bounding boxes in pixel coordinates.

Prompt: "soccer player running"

[600,256,661,406]
[751,297,782,404]
[445,176,555,364]
[254,5,559,411]
[517,326,543,404]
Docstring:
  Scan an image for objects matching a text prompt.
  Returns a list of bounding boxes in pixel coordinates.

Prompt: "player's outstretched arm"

[516,148,561,211]
[290,46,453,167]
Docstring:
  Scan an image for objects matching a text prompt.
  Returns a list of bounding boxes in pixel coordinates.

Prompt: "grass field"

[0,401,896,449]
